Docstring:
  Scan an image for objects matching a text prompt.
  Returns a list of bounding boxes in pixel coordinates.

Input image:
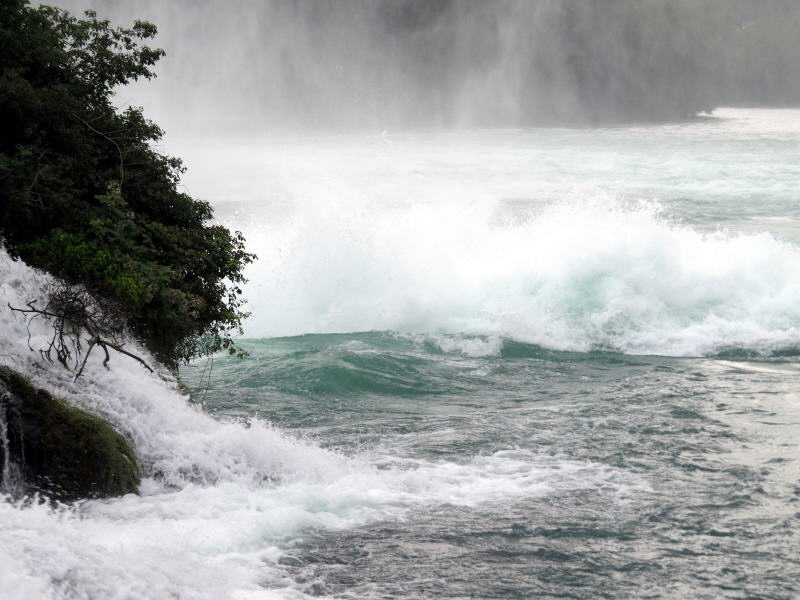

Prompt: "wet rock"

[0,366,139,501]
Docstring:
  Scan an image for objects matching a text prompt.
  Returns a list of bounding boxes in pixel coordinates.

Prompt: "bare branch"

[98,339,153,373]
[28,149,49,193]
[73,113,124,185]
[73,341,95,381]
[8,282,153,380]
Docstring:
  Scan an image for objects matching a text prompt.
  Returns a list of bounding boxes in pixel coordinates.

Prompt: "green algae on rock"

[0,366,139,501]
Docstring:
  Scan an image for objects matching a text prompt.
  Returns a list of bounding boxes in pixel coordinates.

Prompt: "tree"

[0,0,255,370]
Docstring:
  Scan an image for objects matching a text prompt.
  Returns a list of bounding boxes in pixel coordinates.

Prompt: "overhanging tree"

[0,0,255,370]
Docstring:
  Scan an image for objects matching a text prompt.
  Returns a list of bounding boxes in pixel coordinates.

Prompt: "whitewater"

[2,108,800,599]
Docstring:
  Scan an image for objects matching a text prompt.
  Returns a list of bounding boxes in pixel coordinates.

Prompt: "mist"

[6,2,800,598]
[46,0,800,134]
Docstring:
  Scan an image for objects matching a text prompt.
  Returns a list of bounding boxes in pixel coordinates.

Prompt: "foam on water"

[0,252,646,598]
[3,109,799,598]
[166,110,800,357]
[242,196,800,357]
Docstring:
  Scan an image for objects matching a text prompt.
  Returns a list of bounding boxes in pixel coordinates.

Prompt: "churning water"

[2,108,800,598]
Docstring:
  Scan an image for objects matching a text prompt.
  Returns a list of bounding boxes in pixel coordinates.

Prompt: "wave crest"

[244,198,800,356]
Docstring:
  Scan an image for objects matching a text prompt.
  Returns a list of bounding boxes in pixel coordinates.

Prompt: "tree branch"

[73,113,125,186]
[8,284,153,380]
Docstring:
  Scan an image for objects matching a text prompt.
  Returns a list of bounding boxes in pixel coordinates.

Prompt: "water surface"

[2,108,799,600]
[177,108,800,598]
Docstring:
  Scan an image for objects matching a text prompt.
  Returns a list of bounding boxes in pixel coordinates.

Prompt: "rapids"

[1,108,799,599]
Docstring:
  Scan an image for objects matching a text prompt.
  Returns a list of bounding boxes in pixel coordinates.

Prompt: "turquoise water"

[175,109,800,598]
[184,335,800,599]
[3,109,797,599]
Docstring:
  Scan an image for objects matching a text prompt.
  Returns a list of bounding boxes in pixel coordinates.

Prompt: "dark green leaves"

[0,1,254,369]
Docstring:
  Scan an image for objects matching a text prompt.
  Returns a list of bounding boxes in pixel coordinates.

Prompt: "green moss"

[0,366,140,500]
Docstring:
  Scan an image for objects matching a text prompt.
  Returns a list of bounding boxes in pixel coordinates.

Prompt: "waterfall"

[0,387,24,499]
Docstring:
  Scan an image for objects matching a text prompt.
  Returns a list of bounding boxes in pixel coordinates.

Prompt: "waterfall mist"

[47,1,800,132]
[6,3,800,598]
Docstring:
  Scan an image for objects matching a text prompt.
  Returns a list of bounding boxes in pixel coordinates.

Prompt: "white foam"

[393,332,504,357]
[239,194,800,357]
[156,111,800,358]
[0,251,647,599]
[3,110,796,597]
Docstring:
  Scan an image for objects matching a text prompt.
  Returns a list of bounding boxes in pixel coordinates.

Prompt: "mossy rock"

[0,366,139,501]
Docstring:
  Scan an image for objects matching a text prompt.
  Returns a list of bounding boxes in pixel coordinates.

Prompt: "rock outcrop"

[0,366,139,501]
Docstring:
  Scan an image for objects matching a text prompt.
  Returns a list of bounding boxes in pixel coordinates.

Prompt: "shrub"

[0,1,254,369]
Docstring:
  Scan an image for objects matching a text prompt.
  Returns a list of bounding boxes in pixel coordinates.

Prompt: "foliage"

[0,0,254,369]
